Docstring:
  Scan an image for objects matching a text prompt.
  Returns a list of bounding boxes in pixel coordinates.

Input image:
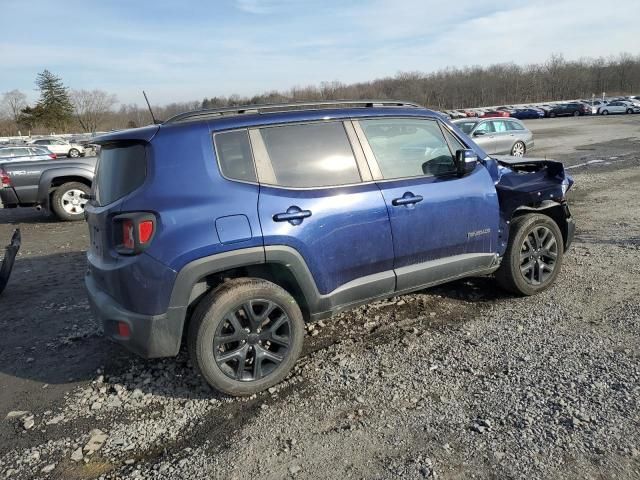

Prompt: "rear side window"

[256,122,361,188]
[507,121,525,131]
[492,121,508,132]
[214,130,257,183]
[95,143,146,206]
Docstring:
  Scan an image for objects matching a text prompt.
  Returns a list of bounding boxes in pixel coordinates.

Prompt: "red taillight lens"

[114,213,156,255]
[49,153,57,159]
[138,220,154,244]
[122,219,135,249]
[0,168,10,187]
[117,322,131,338]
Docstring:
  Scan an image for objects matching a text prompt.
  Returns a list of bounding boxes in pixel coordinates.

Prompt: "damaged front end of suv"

[490,156,575,256]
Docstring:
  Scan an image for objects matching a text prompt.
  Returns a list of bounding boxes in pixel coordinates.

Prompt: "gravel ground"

[0,115,638,479]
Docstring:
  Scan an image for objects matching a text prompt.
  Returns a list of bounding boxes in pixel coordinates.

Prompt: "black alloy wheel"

[519,225,559,286]
[214,299,291,382]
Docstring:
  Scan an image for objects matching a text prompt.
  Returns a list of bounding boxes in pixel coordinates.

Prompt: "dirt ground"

[0,115,639,479]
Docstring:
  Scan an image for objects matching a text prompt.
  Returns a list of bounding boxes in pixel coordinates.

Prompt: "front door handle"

[273,206,312,225]
[392,192,423,206]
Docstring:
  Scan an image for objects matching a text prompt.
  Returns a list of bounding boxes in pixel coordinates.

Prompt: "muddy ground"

[0,115,639,479]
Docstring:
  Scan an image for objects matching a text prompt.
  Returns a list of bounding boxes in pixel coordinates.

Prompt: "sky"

[1,0,639,106]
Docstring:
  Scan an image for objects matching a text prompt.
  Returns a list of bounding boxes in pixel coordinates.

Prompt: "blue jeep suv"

[85,100,574,396]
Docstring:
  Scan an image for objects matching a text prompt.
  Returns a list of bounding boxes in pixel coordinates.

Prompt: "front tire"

[50,182,90,221]
[496,214,564,296]
[68,148,80,158]
[626,109,633,114]
[188,278,305,396]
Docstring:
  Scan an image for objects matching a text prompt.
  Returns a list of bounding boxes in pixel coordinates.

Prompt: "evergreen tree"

[33,70,74,131]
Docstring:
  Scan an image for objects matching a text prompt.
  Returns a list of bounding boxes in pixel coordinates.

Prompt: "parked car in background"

[547,103,590,117]
[0,156,96,220]
[597,101,640,115]
[0,146,57,163]
[510,108,545,120]
[453,117,533,156]
[28,138,85,158]
[443,110,465,119]
[588,100,609,114]
[481,110,510,118]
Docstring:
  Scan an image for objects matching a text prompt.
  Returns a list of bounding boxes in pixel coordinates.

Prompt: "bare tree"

[70,89,118,132]
[1,89,28,122]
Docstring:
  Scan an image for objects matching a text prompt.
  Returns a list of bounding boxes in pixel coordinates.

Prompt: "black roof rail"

[163,100,423,124]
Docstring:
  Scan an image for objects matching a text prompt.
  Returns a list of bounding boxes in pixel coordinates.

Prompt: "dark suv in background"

[85,101,574,396]
[547,102,591,117]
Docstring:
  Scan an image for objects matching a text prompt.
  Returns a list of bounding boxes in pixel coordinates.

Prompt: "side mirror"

[455,149,478,177]
[473,130,485,137]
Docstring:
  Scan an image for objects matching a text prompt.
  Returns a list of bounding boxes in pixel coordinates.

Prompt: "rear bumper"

[85,272,183,358]
[0,188,19,207]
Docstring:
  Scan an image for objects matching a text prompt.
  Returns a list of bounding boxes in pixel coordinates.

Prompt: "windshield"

[456,121,477,134]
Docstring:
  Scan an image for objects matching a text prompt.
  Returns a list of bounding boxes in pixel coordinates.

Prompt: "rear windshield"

[95,143,146,206]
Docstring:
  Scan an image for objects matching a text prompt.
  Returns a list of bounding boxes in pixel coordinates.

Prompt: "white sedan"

[28,138,85,158]
[598,101,640,115]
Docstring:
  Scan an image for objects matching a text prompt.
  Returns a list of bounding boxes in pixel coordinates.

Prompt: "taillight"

[0,168,10,187]
[113,213,156,255]
[49,153,57,159]
[138,220,154,244]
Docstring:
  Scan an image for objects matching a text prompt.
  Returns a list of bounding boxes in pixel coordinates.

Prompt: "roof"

[94,100,442,144]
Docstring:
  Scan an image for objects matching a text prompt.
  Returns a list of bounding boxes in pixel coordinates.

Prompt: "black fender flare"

[511,200,574,251]
[165,244,395,340]
[37,167,94,209]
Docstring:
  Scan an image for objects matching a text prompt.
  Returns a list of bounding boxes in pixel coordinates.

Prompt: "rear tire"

[188,278,305,396]
[511,141,526,157]
[601,110,609,115]
[68,148,80,158]
[496,214,564,296]
[50,182,90,221]
[573,110,580,117]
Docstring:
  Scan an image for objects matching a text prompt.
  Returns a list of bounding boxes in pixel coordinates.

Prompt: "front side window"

[257,122,361,188]
[359,119,456,179]
[456,121,477,134]
[474,121,494,134]
[214,130,257,183]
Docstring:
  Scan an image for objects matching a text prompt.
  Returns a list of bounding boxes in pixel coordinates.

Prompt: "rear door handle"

[392,193,423,206]
[273,206,312,225]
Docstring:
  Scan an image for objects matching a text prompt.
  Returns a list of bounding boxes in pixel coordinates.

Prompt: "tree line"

[1,53,639,136]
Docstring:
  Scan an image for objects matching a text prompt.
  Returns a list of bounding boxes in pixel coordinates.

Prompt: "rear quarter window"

[95,143,147,206]
[213,130,257,183]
